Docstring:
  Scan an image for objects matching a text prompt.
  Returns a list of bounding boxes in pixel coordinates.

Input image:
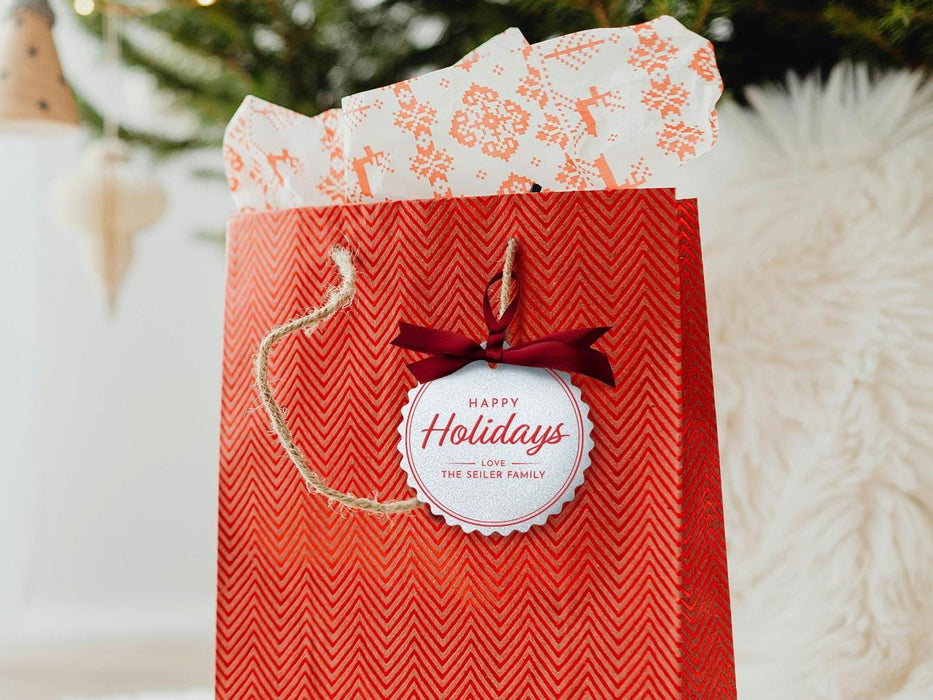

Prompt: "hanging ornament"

[52,138,166,312]
[0,0,79,132]
[50,6,166,313]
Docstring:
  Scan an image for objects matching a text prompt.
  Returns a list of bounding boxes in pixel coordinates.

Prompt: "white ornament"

[51,138,166,312]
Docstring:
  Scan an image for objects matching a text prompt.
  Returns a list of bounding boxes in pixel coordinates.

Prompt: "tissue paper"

[342,16,721,202]
[224,28,529,210]
[224,16,722,210]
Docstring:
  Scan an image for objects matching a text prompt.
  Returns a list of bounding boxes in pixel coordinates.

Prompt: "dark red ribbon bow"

[391,273,615,387]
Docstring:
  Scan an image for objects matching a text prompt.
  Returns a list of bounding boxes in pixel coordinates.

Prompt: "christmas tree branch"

[75,89,219,155]
[692,0,715,31]
[68,0,931,156]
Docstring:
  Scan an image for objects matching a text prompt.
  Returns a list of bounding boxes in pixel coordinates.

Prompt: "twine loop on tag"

[255,239,518,514]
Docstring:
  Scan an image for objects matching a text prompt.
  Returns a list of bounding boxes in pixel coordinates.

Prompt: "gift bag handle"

[255,239,519,514]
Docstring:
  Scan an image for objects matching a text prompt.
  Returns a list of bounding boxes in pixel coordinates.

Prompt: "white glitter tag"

[398,363,593,535]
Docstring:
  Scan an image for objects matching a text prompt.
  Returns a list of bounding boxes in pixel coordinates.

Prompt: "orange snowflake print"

[622,157,652,188]
[409,144,453,186]
[517,65,548,108]
[320,111,343,156]
[223,143,244,173]
[449,83,531,161]
[627,27,678,74]
[393,101,437,137]
[498,173,536,195]
[641,75,689,119]
[316,173,344,203]
[656,121,705,162]
[689,44,722,89]
[555,155,589,190]
[536,113,569,149]
[455,48,482,72]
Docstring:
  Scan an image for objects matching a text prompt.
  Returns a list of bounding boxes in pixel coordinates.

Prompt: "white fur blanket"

[72,65,933,700]
[675,63,933,699]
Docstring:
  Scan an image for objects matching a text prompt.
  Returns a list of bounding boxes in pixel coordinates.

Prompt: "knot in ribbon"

[391,272,615,387]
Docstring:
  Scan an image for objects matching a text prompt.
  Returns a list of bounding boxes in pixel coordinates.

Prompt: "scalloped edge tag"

[397,363,593,536]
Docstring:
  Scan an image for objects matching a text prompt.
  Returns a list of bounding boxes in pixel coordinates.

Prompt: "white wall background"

[0,1,231,651]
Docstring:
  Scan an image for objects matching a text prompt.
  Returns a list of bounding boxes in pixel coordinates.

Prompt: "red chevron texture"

[217,188,735,698]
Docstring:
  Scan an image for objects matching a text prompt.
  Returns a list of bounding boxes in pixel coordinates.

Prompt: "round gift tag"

[398,362,593,535]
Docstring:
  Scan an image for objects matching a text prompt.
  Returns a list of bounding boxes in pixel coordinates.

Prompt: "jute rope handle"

[255,238,519,514]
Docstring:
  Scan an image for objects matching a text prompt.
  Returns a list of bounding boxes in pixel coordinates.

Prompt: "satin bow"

[391,272,615,387]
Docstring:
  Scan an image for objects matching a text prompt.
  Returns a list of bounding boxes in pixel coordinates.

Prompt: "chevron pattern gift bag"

[217,16,734,699]
[216,187,735,698]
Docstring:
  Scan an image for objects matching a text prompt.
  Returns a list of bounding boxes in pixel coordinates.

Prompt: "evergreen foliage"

[75,0,932,153]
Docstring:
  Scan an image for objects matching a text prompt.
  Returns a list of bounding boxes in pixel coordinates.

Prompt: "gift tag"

[398,362,593,535]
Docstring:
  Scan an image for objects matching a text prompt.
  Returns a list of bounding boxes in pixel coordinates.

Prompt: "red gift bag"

[216,188,735,697]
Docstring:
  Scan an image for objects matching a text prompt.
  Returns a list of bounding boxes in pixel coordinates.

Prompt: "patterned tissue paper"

[223,17,721,211]
[224,28,529,211]
[341,16,721,202]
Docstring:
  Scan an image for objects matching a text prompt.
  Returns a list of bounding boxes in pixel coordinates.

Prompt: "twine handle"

[499,237,518,319]
[255,239,518,514]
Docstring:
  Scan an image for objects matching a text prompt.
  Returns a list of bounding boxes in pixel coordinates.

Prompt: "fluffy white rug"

[72,65,933,700]
[676,63,933,699]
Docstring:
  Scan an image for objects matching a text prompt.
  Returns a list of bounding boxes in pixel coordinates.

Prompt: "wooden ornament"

[52,139,166,312]
[0,0,79,132]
